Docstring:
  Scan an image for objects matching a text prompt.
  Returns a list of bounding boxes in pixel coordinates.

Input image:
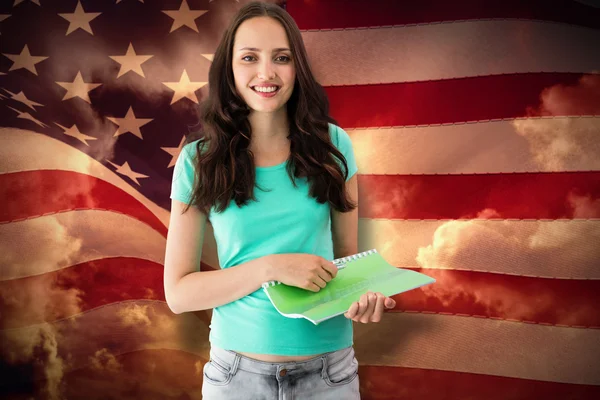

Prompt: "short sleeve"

[170,141,199,204]
[329,124,358,181]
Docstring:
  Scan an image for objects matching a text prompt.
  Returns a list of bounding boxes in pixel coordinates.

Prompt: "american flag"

[1,0,599,399]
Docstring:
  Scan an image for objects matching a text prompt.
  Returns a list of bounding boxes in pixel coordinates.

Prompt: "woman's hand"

[344,291,396,323]
[267,254,338,292]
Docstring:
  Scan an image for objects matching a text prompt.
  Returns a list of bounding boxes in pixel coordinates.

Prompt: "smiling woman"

[163,2,390,399]
[232,17,296,113]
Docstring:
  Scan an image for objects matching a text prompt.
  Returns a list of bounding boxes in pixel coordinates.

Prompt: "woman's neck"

[247,109,290,146]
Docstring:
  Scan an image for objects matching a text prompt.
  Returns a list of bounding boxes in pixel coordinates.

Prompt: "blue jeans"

[202,345,361,399]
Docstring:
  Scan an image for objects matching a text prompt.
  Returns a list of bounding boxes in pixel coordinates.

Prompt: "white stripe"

[0,208,220,281]
[353,312,600,385]
[348,117,600,174]
[301,20,600,86]
[0,300,210,374]
[359,219,600,279]
[0,210,167,280]
[0,127,169,228]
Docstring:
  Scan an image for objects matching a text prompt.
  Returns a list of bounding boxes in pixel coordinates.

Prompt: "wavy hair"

[183,1,356,215]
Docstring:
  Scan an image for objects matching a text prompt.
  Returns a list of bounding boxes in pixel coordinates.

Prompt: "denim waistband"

[209,345,353,378]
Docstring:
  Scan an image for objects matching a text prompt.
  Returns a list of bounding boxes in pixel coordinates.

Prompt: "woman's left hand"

[344,291,396,323]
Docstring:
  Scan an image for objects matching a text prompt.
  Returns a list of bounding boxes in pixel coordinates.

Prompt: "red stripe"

[358,365,600,400]
[287,0,600,30]
[0,260,217,329]
[5,256,596,329]
[358,172,600,220]
[326,73,596,127]
[389,268,600,328]
[0,170,167,237]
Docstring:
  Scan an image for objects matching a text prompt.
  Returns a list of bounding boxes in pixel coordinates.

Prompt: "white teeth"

[253,86,278,93]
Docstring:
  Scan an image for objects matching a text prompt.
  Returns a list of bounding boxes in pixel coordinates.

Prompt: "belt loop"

[320,356,328,379]
[230,353,241,376]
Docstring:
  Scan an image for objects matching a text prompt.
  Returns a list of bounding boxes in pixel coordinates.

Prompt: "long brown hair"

[183,1,356,215]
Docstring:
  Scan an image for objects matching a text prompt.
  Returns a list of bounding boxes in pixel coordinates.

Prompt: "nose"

[257,59,275,80]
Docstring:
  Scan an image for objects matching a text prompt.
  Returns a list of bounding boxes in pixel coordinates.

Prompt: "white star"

[7,106,48,128]
[106,160,149,186]
[2,45,48,76]
[4,89,43,111]
[58,1,102,36]
[109,43,153,79]
[107,106,153,139]
[202,54,214,62]
[56,123,97,146]
[162,69,207,105]
[55,71,102,103]
[161,136,187,168]
[13,0,41,6]
[162,0,208,33]
[0,15,11,22]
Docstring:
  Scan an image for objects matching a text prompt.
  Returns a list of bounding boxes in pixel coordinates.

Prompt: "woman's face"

[232,16,296,114]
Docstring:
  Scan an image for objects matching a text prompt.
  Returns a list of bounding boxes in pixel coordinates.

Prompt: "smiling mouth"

[251,86,280,94]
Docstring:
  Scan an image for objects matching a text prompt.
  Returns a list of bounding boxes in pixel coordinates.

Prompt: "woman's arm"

[164,199,275,314]
[331,174,359,258]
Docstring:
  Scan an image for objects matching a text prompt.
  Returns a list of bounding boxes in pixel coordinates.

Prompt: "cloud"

[0,324,66,400]
[532,74,600,117]
[512,74,600,171]
[0,216,84,399]
[568,192,600,218]
[89,348,123,374]
[416,216,600,278]
[0,215,83,278]
[512,116,600,171]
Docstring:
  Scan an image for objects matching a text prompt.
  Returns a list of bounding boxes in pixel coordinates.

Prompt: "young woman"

[164,2,396,398]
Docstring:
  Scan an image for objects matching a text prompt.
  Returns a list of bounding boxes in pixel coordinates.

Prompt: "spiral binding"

[332,248,377,268]
[261,249,378,288]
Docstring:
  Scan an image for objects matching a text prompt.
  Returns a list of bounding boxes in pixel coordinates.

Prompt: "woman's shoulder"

[326,122,351,149]
[181,138,209,159]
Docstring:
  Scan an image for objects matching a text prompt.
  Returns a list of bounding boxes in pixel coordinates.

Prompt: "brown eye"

[275,55,291,63]
[242,55,256,62]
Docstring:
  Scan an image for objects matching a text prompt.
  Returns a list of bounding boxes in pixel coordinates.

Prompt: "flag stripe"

[0,259,217,329]
[3,300,598,385]
[352,313,600,385]
[0,257,164,329]
[348,117,600,174]
[0,170,167,236]
[3,260,597,329]
[0,210,166,280]
[301,21,600,86]
[391,268,600,328]
[358,219,600,279]
[0,128,169,228]
[357,172,600,220]
[326,73,596,128]
[357,365,600,400]
[289,0,600,30]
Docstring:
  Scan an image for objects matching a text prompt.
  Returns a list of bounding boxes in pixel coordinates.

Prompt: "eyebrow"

[237,47,291,52]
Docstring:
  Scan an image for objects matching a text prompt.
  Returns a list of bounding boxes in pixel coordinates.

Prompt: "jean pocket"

[323,348,359,387]
[203,357,233,386]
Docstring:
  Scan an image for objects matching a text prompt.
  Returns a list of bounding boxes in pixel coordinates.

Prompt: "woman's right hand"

[266,254,338,292]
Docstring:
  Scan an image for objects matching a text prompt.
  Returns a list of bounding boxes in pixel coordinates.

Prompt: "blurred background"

[0,0,599,399]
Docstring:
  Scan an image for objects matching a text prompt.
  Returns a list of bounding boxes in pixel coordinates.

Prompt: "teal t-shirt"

[170,123,358,355]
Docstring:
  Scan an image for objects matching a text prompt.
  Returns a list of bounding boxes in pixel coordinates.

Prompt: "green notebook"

[262,249,435,325]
